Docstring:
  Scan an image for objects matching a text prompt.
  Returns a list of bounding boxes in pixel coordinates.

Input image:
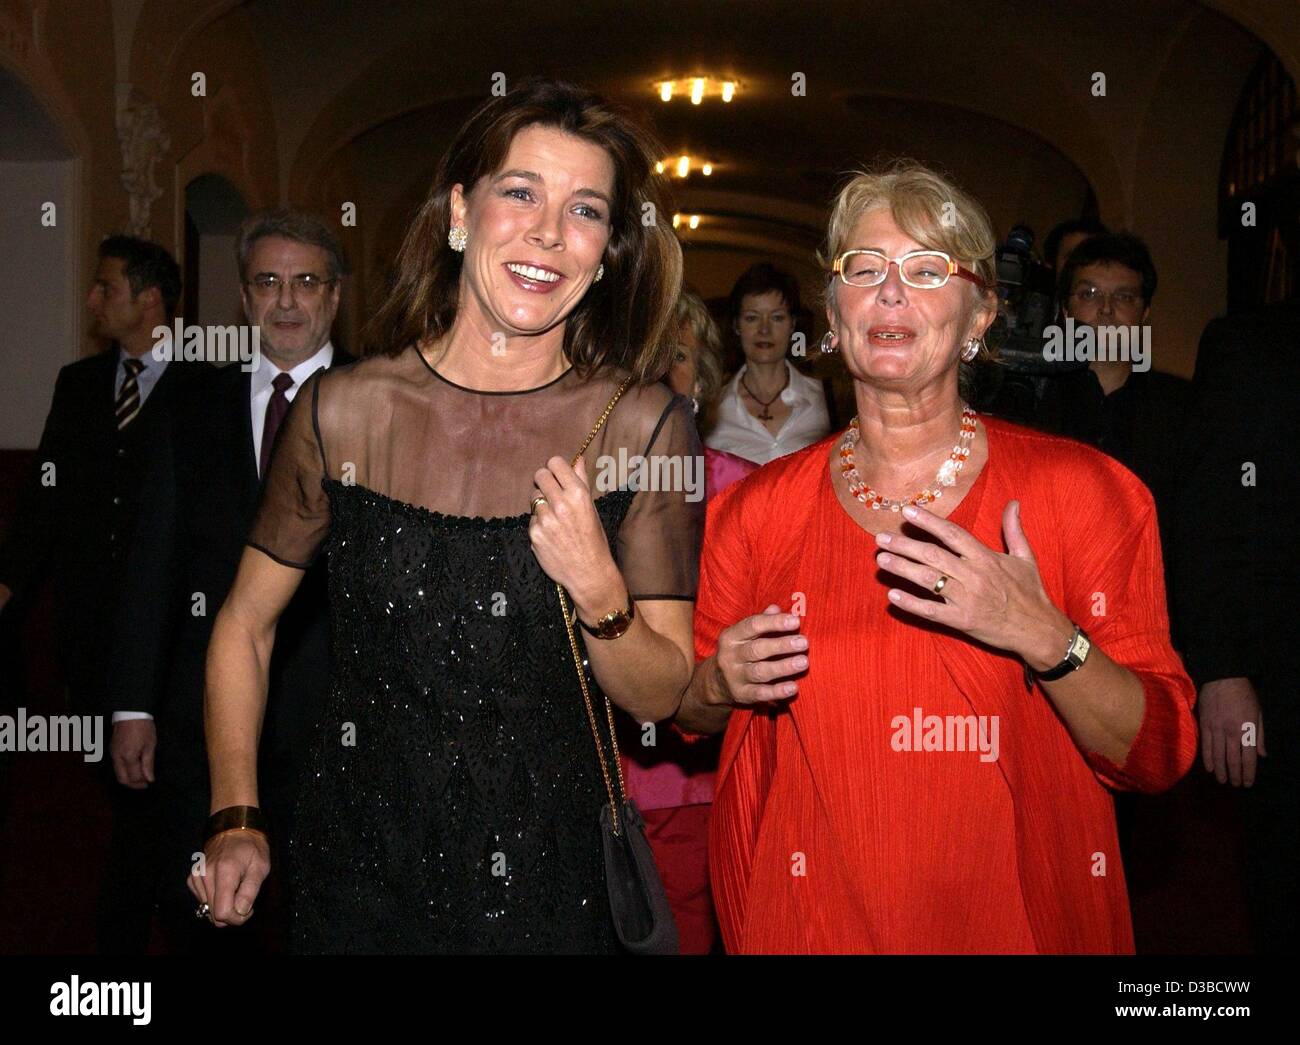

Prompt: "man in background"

[108,209,352,952]
[1175,299,1300,953]
[0,235,202,952]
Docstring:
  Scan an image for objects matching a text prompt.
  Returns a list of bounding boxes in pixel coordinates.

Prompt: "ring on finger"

[530,495,547,515]
[195,902,210,920]
[932,573,950,596]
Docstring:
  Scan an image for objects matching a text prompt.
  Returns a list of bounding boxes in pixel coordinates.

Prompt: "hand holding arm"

[676,605,807,735]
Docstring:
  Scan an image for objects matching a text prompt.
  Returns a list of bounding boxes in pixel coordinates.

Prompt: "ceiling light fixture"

[658,155,718,179]
[653,77,739,104]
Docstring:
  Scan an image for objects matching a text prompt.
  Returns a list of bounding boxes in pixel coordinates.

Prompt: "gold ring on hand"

[932,574,950,596]
[530,495,547,515]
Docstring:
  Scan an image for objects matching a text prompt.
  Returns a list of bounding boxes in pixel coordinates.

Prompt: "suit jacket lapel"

[237,367,260,495]
[99,349,121,431]
[138,357,178,421]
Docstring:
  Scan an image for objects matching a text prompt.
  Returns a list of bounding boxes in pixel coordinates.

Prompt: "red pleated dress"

[693,415,1197,953]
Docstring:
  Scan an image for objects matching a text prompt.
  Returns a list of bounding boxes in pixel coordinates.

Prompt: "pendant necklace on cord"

[741,366,790,422]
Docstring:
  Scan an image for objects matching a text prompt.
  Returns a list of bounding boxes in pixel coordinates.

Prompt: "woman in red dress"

[676,161,1197,954]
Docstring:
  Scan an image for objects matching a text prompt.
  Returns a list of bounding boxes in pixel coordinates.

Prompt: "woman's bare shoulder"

[319,347,424,389]
[317,347,428,394]
[580,366,683,443]
[312,349,424,436]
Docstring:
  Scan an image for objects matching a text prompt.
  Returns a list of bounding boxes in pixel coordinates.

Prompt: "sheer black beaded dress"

[246,343,703,954]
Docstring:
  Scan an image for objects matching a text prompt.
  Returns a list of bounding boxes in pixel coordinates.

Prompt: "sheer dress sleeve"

[614,392,704,601]
[245,369,331,569]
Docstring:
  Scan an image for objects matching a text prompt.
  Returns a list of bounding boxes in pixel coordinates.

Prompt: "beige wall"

[0,158,78,447]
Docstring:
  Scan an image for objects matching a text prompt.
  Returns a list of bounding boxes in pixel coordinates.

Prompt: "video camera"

[972,223,1089,425]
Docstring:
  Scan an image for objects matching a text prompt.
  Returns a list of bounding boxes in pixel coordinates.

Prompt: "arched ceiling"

[275,0,1143,212]
[133,0,1277,255]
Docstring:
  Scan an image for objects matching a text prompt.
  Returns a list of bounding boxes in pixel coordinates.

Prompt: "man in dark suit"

[108,209,352,953]
[1036,233,1192,909]
[0,234,202,953]
[1175,299,1300,953]
[1049,233,1191,593]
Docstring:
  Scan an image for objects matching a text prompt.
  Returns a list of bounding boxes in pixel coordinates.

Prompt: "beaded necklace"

[839,405,978,511]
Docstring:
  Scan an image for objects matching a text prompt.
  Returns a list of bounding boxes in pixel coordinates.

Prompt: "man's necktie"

[115,358,145,430]
[259,372,296,478]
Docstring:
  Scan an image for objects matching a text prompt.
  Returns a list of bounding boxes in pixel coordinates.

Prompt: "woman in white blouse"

[705,263,831,465]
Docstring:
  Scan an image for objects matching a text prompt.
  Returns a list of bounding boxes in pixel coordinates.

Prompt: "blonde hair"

[818,160,997,360]
[674,289,724,406]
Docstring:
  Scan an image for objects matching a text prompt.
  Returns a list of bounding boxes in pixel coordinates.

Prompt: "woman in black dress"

[190,79,702,953]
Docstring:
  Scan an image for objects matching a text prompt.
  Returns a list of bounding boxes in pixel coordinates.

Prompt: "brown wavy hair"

[364,78,682,384]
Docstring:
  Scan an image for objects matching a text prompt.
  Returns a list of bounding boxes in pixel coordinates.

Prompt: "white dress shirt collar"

[117,343,169,377]
[251,341,334,399]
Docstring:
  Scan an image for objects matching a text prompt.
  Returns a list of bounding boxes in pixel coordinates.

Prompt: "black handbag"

[553,377,680,955]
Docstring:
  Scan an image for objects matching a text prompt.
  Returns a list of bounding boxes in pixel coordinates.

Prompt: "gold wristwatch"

[578,595,636,640]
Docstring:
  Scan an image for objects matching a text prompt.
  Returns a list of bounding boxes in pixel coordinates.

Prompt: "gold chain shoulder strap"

[555,375,634,834]
[570,376,633,465]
